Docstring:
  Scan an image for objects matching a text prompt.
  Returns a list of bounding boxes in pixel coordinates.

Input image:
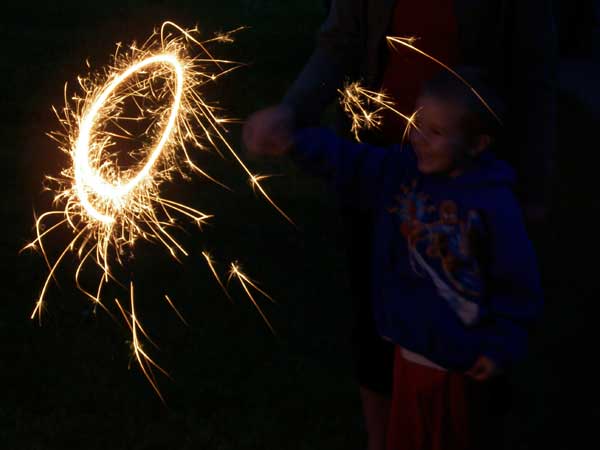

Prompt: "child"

[244,69,542,450]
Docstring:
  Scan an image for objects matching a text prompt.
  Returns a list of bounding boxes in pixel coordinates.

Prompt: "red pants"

[387,347,505,450]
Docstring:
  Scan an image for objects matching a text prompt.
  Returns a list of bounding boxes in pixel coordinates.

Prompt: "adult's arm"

[282,0,363,126]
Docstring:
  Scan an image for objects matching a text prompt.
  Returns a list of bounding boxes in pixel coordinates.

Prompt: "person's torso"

[368,146,511,369]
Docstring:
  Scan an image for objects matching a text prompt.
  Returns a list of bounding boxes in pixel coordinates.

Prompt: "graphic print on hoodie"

[387,182,486,326]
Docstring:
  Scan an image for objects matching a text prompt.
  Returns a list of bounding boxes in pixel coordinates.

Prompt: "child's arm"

[244,106,400,209]
[291,128,393,208]
[472,191,544,377]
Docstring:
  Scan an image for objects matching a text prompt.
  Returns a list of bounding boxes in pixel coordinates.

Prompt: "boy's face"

[410,95,474,177]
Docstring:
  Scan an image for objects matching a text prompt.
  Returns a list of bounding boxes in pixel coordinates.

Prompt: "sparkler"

[339,82,419,143]
[340,36,502,141]
[23,22,280,396]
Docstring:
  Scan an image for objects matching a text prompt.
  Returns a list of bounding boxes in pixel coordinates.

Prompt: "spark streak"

[229,262,275,335]
[386,36,502,125]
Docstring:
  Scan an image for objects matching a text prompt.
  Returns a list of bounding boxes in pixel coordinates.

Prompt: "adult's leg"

[352,282,394,450]
[360,386,391,450]
[344,207,395,450]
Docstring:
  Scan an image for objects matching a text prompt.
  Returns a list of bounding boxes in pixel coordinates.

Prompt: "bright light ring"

[74,53,184,224]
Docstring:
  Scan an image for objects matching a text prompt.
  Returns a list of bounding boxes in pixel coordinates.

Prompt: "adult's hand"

[243,105,295,157]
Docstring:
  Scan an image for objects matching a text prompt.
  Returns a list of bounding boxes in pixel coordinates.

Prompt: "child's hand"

[465,355,500,381]
[243,105,294,157]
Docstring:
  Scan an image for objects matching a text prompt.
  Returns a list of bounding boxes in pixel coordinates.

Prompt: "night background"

[2,1,599,449]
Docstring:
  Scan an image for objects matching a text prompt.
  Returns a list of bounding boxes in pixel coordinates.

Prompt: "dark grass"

[2,1,599,449]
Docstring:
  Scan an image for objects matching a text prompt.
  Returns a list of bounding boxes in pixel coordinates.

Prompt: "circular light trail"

[74,53,184,224]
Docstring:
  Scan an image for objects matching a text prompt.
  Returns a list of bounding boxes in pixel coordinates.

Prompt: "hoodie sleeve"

[292,128,400,210]
[477,189,544,369]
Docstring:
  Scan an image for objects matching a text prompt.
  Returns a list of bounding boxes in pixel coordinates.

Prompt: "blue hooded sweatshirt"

[292,128,543,371]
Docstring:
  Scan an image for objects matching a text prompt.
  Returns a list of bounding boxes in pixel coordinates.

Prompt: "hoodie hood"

[458,150,516,188]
